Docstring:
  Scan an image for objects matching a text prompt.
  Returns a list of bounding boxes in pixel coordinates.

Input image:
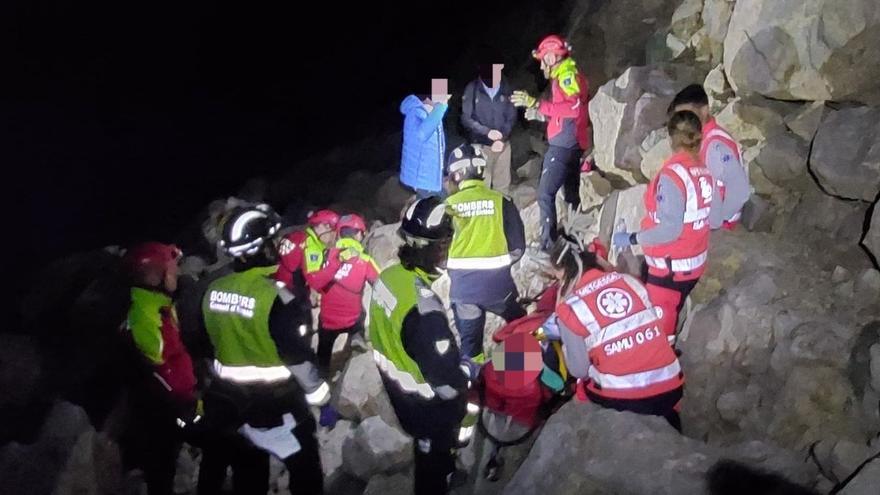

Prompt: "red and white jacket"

[309,239,380,331]
[700,118,745,224]
[556,269,683,400]
[640,151,714,281]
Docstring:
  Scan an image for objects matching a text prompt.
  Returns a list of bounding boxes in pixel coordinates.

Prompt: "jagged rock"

[753,130,810,187]
[365,222,403,270]
[831,440,875,482]
[363,473,412,495]
[597,185,648,265]
[510,183,537,210]
[516,156,542,181]
[173,446,200,495]
[335,353,398,428]
[832,266,852,284]
[590,64,701,185]
[866,205,880,265]
[704,64,733,113]
[785,101,827,142]
[724,0,880,105]
[811,105,880,202]
[839,459,880,495]
[855,269,880,297]
[373,175,413,224]
[505,401,816,494]
[700,0,735,66]
[269,456,289,494]
[578,172,612,212]
[786,183,870,245]
[566,0,680,86]
[638,127,671,181]
[679,231,880,450]
[740,195,773,232]
[0,401,122,495]
[341,416,412,481]
[871,344,880,393]
[319,420,354,481]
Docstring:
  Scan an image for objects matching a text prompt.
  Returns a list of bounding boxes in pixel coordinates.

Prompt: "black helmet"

[219,204,282,258]
[399,197,452,247]
[446,144,487,183]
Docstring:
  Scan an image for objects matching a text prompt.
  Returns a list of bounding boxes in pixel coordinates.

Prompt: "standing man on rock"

[461,59,517,194]
[511,34,590,252]
[369,197,469,495]
[670,84,749,230]
[444,144,526,366]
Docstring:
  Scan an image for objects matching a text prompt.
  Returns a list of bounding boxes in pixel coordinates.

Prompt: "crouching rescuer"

[546,235,685,431]
[195,205,327,495]
[369,197,472,495]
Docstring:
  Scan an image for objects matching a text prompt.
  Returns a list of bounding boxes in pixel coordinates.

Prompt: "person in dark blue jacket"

[461,62,517,194]
[400,90,449,198]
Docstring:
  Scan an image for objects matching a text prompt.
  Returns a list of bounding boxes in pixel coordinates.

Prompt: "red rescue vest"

[556,270,683,400]
[640,151,713,281]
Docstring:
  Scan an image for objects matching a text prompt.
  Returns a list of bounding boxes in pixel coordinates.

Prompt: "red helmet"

[123,242,182,283]
[532,35,571,60]
[307,209,340,228]
[337,213,367,234]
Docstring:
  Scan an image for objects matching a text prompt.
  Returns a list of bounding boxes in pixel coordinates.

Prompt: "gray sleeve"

[707,141,750,226]
[559,318,591,379]
[636,174,685,246]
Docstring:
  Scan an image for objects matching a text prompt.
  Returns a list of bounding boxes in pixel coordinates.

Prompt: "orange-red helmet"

[123,242,182,283]
[533,35,571,60]
[307,209,340,228]
[337,213,367,234]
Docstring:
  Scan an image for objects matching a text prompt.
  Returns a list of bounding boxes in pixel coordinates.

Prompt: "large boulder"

[319,420,355,484]
[341,416,412,481]
[597,185,648,265]
[504,401,817,494]
[679,230,880,450]
[365,222,403,270]
[723,0,880,105]
[865,204,880,265]
[839,459,880,495]
[335,352,398,428]
[590,64,702,184]
[566,0,681,87]
[0,401,122,495]
[810,105,880,202]
[363,473,412,495]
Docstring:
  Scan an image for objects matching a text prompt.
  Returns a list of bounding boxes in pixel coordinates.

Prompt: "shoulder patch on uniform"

[435,339,451,355]
[309,253,319,262]
[415,280,445,315]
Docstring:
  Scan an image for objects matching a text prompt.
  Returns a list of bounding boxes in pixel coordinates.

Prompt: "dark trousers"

[453,295,526,359]
[317,322,363,374]
[587,386,684,432]
[122,407,181,495]
[645,273,700,338]
[538,145,582,250]
[413,431,458,495]
[196,381,323,495]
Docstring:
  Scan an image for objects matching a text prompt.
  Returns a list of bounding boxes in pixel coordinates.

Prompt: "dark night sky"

[1,1,560,302]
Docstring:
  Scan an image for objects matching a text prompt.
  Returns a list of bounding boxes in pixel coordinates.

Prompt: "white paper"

[239,413,301,459]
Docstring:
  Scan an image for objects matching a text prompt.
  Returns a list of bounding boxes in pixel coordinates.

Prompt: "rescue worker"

[444,144,526,364]
[274,208,339,291]
[309,213,380,374]
[511,35,590,251]
[120,242,198,495]
[369,197,469,495]
[612,111,715,340]
[461,59,517,194]
[194,205,327,495]
[670,84,749,230]
[547,234,685,431]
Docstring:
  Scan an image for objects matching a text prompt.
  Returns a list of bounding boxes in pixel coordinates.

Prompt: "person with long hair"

[612,111,716,340]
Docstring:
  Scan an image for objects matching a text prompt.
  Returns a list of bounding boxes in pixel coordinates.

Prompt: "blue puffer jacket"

[400,95,447,193]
